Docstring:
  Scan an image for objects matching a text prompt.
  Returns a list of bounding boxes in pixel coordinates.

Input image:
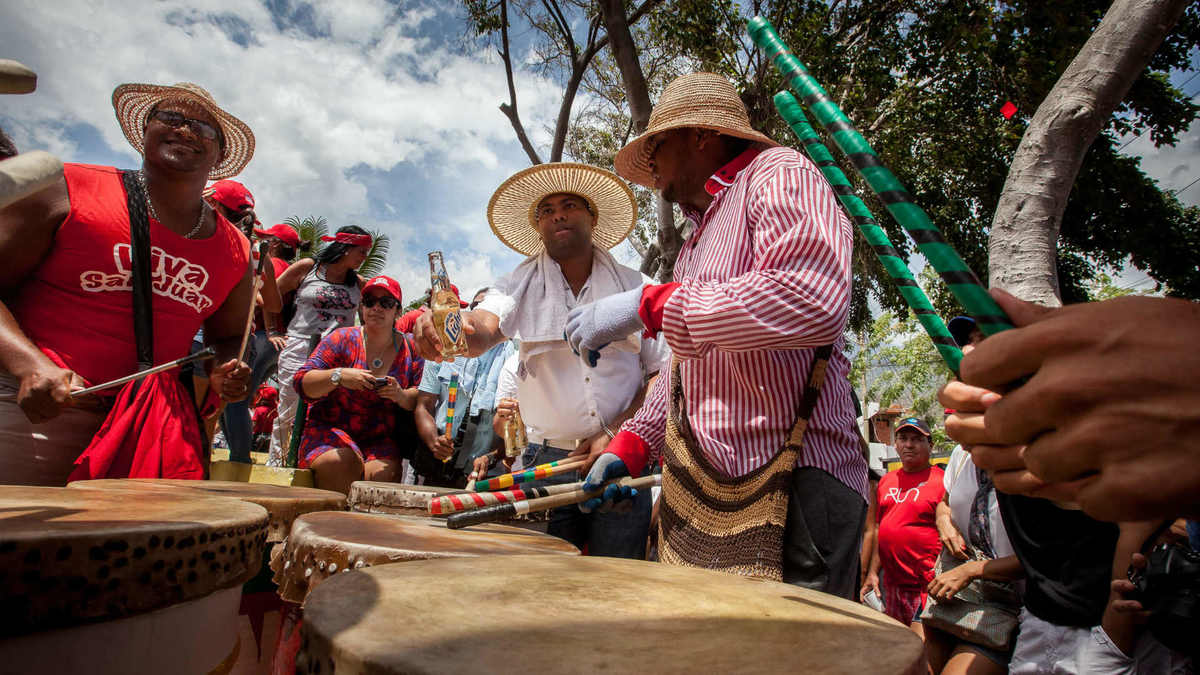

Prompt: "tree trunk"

[988,0,1188,305]
[599,0,678,280]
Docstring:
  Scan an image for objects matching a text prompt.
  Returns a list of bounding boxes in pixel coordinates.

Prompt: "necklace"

[364,328,399,370]
[138,170,208,239]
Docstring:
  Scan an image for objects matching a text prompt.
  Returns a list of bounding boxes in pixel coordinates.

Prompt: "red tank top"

[12,163,251,387]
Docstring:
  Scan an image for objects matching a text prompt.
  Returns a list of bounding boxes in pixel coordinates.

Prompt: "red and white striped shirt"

[621,146,868,501]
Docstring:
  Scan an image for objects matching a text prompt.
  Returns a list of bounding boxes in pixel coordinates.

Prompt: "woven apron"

[658,345,833,581]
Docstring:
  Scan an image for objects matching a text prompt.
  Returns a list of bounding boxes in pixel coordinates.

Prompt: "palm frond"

[285,215,328,260]
[357,228,391,278]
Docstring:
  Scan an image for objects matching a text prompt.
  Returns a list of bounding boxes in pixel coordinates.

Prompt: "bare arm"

[274,258,315,297]
[412,308,506,361]
[0,178,81,422]
[414,390,453,460]
[258,253,283,313]
[202,262,254,402]
[935,495,968,559]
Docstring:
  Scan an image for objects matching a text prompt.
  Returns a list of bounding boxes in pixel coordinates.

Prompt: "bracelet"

[602,424,617,439]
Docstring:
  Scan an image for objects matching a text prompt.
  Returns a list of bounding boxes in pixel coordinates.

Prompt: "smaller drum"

[68,479,347,543]
[270,512,579,604]
[347,481,457,517]
[0,486,268,675]
[299,555,925,675]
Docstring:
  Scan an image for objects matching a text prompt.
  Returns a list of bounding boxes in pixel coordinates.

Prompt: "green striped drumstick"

[775,91,963,373]
[748,17,1013,337]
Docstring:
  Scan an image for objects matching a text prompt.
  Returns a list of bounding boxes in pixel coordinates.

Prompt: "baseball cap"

[947,315,977,348]
[363,275,403,303]
[253,223,301,248]
[449,283,468,308]
[896,417,931,437]
[206,179,255,212]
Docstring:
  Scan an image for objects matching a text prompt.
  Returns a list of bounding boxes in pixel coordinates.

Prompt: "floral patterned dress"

[294,327,424,467]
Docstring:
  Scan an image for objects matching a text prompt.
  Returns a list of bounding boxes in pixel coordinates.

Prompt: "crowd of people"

[1,70,1198,675]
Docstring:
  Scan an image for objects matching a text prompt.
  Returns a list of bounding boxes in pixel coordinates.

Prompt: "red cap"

[253,223,301,248]
[363,275,403,303]
[449,284,468,308]
[206,180,255,211]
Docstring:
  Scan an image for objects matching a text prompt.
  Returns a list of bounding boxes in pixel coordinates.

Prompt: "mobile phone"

[373,377,389,388]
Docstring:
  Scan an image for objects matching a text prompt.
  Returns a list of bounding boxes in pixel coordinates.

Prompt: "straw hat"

[487,162,636,257]
[614,72,778,188]
[112,82,254,179]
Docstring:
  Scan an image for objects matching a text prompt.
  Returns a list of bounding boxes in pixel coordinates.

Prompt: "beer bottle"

[504,408,528,459]
[427,251,468,359]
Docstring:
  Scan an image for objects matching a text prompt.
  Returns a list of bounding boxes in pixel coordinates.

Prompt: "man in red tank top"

[0,81,257,485]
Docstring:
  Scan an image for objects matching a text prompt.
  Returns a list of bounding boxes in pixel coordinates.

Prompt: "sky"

[1,0,1197,303]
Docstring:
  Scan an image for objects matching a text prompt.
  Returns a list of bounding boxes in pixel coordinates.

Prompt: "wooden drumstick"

[469,457,586,492]
[236,241,271,363]
[0,348,216,403]
[446,474,660,529]
[429,481,583,515]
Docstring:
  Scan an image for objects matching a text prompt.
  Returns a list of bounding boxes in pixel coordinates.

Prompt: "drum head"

[346,481,457,516]
[69,479,346,542]
[0,486,268,635]
[270,512,578,604]
[301,555,923,674]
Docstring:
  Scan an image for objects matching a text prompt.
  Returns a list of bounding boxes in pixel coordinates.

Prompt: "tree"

[989,0,1193,305]
[641,1,1200,326]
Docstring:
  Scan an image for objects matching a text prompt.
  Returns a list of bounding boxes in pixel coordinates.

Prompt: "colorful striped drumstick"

[429,482,582,516]
[441,373,459,464]
[747,17,1014,339]
[469,457,586,492]
[774,91,963,373]
[447,474,661,530]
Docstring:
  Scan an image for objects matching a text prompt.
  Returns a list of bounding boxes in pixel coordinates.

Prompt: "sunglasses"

[362,296,398,309]
[149,110,222,142]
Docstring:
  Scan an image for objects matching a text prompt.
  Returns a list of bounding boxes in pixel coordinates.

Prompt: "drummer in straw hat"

[412,163,669,558]
[0,81,256,485]
[563,72,868,596]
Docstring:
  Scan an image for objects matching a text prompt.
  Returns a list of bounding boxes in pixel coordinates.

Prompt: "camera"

[1128,540,1200,656]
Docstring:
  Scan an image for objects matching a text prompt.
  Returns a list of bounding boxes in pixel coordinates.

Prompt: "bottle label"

[443,310,463,344]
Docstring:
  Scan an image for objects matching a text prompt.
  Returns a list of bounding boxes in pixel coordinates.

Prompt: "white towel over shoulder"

[483,246,646,360]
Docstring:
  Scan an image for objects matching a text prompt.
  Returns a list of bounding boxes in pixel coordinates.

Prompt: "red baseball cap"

[363,275,403,303]
[253,223,301,248]
[206,179,255,211]
[449,284,468,308]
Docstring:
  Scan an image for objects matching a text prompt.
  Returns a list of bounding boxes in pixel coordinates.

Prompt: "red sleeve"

[606,430,652,478]
[638,282,680,338]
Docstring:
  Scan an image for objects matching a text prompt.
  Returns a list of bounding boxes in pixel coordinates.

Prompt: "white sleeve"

[639,334,670,375]
[944,446,966,494]
[474,269,517,328]
[494,352,519,403]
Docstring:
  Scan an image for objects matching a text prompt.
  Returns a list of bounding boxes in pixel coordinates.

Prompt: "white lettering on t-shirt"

[885,482,926,504]
[79,243,214,313]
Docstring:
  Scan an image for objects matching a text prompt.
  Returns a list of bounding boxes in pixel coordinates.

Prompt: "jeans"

[520,443,651,559]
[220,331,279,462]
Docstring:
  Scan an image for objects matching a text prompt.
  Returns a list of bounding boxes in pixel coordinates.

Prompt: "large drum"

[68,479,346,674]
[299,555,925,674]
[0,486,268,675]
[270,512,579,605]
[346,481,456,517]
[68,479,347,543]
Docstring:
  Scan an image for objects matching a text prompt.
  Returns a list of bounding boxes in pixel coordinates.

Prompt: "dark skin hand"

[940,289,1200,521]
[0,99,252,421]
[414,390,455,461]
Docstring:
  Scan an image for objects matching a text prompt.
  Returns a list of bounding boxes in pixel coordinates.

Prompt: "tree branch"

[498,0,542,164]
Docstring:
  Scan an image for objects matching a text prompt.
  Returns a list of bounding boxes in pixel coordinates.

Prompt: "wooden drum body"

[68,479,346,674]
[299,555,925,675]
[346,481,456,517]
[0,486,269,675]
[270,512,579,605]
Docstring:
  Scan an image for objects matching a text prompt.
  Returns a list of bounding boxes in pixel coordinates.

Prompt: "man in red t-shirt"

[862,416,945,633]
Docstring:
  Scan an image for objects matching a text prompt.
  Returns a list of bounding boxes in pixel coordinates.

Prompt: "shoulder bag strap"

[119,170,154,371]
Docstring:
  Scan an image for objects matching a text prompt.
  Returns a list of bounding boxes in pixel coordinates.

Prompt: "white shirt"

[478,263,669,446]
[943,446,1015,559]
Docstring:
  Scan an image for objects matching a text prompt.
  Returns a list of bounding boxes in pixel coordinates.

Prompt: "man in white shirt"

[413,163,667,557]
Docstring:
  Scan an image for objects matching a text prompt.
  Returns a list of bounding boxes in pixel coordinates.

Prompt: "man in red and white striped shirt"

[565,72,868,598]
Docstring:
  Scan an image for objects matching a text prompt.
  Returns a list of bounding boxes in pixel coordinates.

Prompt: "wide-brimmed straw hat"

[487,162,636,257]
[614,72,778,188]
[112,82,255,179]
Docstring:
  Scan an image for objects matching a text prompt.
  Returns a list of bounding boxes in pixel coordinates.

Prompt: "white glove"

[564,286,645,356]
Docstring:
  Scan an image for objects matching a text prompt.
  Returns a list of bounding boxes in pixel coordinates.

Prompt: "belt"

[536,437,585,452]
